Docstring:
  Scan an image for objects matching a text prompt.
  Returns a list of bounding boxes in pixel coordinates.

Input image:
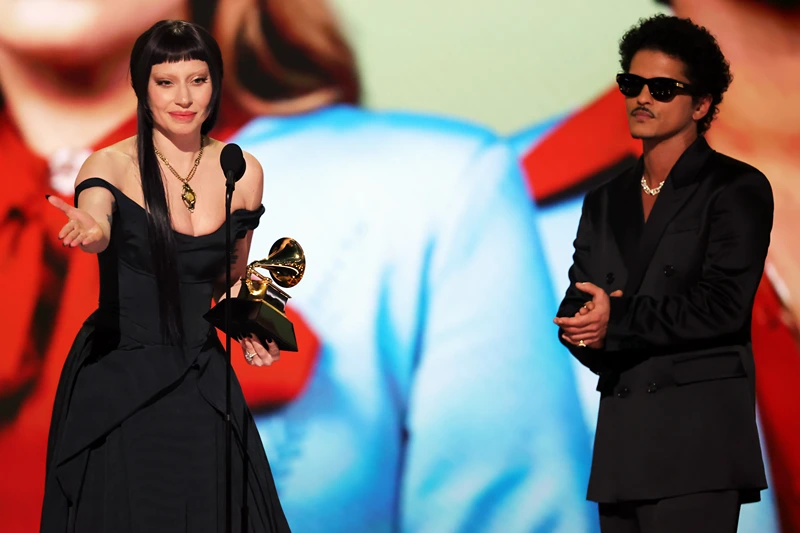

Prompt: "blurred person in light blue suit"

[237,103,598,533]
[0,0,597,531]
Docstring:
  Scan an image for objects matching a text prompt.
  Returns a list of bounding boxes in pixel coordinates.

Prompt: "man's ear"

[692,94,713,123]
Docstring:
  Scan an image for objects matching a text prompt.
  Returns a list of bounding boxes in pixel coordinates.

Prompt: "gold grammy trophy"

[205,238,305,351]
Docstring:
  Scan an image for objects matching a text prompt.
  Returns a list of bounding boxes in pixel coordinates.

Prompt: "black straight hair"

[129,20,223,343]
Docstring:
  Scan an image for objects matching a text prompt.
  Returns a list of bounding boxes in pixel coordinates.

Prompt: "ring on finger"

[578,339,586,348]
[244,351,256,363]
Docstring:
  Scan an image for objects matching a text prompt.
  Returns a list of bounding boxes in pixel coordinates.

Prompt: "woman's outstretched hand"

[47,195,108,253]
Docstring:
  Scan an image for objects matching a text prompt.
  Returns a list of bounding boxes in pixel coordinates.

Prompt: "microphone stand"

[224,166,234,533]
[220,144,249,533]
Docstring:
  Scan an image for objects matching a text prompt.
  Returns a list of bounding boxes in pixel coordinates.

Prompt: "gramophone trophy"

[205,238,305,351]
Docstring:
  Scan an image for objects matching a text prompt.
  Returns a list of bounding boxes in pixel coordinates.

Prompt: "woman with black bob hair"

[40,19,290,532]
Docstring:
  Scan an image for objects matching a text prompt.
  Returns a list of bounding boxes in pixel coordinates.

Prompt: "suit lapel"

[623,137,714,295]
[607,163,644,273]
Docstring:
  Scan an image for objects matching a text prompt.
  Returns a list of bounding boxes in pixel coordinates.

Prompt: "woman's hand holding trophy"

[206,238,305,352]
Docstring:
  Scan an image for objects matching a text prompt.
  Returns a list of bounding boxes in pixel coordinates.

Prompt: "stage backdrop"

[1,0,796,532]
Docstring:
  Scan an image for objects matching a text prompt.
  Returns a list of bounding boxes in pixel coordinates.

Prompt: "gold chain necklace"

[153,136,206,212]
[640,175,665,196]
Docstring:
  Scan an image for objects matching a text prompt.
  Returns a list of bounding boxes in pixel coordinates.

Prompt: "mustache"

[631,106,654,118]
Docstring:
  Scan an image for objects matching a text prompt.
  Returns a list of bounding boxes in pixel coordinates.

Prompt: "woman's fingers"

[252,337,276,366]
[58,220,77,240]
[251,335,280,366]
[62,226,84,247]
[239,334,281,367]
[46,195,75,217]
[241,337,261,366]
[264,338,280,361]
[50,197,105,249]
[58,222,106,248]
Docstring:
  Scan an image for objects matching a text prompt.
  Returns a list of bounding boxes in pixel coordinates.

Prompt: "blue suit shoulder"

[361,107,500,141]
[235,104,502,148]
[232,105,521,204]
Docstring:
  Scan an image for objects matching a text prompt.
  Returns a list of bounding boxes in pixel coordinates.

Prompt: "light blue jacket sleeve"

[400,138,598,533]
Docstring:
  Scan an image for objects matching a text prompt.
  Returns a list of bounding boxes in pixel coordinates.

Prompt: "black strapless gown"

[40,178,291,533]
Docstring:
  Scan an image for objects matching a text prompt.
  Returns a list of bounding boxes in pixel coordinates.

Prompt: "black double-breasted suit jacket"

[557,136,773,503]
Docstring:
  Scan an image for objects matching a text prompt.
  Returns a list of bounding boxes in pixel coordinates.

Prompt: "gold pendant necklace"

[154,136,206,212]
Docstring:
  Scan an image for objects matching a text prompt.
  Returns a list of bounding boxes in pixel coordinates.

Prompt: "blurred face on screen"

[667,0,800,330]
[670,0,800,8]
[0,0,186,63]
[668,0,800,131]
[623,50,709,141]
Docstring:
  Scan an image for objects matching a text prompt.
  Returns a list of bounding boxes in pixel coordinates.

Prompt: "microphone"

[220,143,246,184]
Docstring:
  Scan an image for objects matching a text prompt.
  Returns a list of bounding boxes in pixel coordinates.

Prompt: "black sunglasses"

[616,73,694,102]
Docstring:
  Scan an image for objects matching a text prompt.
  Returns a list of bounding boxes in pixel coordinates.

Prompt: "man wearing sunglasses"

[518,0,800,530]
[551,15,773,532]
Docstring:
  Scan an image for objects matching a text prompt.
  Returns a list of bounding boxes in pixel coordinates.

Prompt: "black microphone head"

[220,143,246,182]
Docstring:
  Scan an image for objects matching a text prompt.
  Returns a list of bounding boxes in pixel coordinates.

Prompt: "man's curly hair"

[657,0,799,6]
[619,15,732,134]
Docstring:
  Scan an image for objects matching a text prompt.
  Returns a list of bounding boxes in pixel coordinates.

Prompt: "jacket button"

[647,382,658,393]
[606,272,615,284]
[616,386,630,398]
[664,265,675,277]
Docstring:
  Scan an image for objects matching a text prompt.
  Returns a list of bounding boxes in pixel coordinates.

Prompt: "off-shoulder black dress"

[40,178,290,533]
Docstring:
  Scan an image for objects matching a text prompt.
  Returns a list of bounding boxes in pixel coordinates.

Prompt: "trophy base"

[204,298,298,352]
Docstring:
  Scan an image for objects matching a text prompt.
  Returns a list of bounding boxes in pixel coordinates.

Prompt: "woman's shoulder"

[207,136,264,181]
[240,147,264,210]
[205,137,261,166]
[75,137,138,188]
[241,148,264,176]
[205,137,263,210]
